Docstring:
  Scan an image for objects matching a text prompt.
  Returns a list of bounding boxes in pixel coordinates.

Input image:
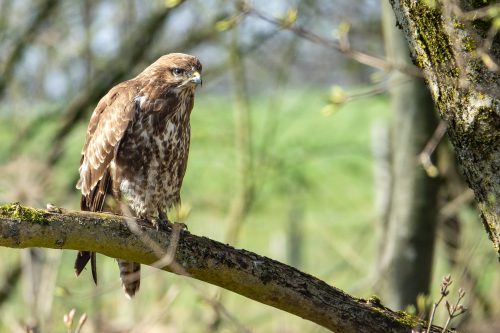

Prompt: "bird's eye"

[172,68,184,76]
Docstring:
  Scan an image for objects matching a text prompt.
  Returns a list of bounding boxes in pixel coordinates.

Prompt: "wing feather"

[76,82,137,196]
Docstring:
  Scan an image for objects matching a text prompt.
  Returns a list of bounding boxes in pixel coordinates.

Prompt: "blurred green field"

[0,90,497,332]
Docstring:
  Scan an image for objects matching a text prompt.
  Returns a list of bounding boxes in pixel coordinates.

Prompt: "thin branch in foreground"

[63,308,87,333]
[426,275,451,333]
[419,120,448,178]
[0,203,455,333]
[119,203,251,332]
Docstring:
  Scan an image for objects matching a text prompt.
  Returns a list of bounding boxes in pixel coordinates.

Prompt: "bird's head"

[147,53,202,90]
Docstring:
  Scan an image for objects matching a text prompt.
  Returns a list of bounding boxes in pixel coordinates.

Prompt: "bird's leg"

[155,209,188,232]
[155,209,171,232]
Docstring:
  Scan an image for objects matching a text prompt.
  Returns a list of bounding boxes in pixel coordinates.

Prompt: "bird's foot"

[154,220,188,232]
[172,222,188,232]
[154,211,188,232]
[153,210,171,232]
[154,217,171,232]
[46,203,62,213]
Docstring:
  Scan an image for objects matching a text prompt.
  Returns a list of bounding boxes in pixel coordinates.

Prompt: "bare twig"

[425,275,467,333]
[129,286,180,333]
[448,2,500,72]
[426,275,452,333]
[457,4,500,20]
[197,289,252,333]
[441,288,467,332]
[238,1,423,77]
[63,309,87,333]
[63,309,76,333]
[75,313,87,333]
[439,190,475,219]
[419,120,448,177]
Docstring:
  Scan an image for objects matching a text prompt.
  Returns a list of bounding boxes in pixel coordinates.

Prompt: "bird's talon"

[46,203,62,213]
[173,222,188,231]
[156,218,171,232]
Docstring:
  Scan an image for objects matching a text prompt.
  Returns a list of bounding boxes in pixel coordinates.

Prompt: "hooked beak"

[190,71,202,86]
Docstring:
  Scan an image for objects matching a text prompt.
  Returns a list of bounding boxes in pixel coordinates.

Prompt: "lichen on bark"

[389,0,500,258]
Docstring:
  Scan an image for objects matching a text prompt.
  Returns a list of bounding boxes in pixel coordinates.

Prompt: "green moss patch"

[0,203,48,224]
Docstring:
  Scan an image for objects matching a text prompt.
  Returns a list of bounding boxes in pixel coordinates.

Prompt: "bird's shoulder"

[86,80,140,137]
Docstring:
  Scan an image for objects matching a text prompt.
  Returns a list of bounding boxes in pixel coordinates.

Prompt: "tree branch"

[0,0,60,99]
[239,1,423,77]
[0,203,454,333]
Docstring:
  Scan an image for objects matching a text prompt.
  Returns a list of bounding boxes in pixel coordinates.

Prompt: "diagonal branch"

[0,0,60,99]
[239,1,423,77]
[0,203,451,333]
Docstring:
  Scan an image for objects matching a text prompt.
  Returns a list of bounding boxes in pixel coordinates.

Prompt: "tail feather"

[118,260,141,298]
[75,169,111,287]
[75,251,97,284]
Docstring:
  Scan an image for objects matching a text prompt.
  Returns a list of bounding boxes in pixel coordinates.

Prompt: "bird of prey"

[75,53,202,298]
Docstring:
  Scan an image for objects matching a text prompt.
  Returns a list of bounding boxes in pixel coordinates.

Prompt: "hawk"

[75,53,202,298]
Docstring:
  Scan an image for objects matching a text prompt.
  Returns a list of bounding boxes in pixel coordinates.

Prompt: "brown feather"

[75,53,202,297]
[118,260,141,298]
[75,168,112,283]
[76,83,137,196]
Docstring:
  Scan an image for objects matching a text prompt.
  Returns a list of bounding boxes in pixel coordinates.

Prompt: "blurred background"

[0,0,498,332]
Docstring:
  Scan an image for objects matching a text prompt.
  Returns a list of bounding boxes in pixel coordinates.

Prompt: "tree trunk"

[389,0,500,259]
[378,1,440,309]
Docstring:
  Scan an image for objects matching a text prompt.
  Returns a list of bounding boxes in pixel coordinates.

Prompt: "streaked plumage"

[75,53,202,298]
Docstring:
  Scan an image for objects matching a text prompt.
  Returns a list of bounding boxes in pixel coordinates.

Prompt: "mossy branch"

[0,203,456,333]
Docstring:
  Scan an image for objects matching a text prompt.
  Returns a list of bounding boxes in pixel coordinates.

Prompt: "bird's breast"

[115,107,191,218]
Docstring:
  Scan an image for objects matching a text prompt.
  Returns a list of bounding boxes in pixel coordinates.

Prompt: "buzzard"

[75,53,202,298]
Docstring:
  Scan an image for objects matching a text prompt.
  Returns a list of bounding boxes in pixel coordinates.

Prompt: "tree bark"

[389,1,500,259]
[0,203,452,333]
[379,0,440,309]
